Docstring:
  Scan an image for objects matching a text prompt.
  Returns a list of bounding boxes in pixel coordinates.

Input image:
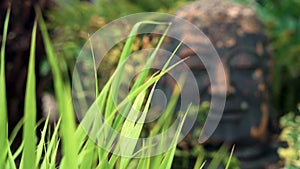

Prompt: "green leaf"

[194,154,205,169]
[225,145,235,169]
[207,144,229,169]
[49,139,60,169]
[79,139,95,169]
[36,115,50,167]
[12,142,23,160]
[36,6,78,169]
[159,104,192,169]
[9,118,23,145]
[105,21,169,126]
[6,140,17,169]
[0,7,10,168]
[20,18,37,169]
[41,118,61,168]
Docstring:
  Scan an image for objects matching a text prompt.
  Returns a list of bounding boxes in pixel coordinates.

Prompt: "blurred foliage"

[277,103,300,169]
[45,0,193,87]
[173,102,240,169]
[234,0,300,116]
[174,132,240,169]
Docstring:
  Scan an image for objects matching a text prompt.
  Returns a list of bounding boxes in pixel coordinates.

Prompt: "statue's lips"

[209,108,244,122]
[222,109,244,121]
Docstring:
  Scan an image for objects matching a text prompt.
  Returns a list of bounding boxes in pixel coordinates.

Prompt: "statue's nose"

[208,64,235,96]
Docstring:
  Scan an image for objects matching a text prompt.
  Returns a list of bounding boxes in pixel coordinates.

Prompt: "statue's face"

[188,34,271,141]
[169,2,272,142]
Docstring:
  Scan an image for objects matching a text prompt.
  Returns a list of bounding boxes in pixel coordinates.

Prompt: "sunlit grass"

[0,6,235,169]
[20,18,38,169]
[36,6,78,169]
[0,6,10,169]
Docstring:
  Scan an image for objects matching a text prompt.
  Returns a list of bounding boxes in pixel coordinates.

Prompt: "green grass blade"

[12,142,23,160]
[207,144,229,169]
[49,139,60,169]
[88,37,98,97]
[9,118,23,145]
[111,24,171,134]
[36,6,78,169]
[79,139,95,169]
[105,21,169,125]
[61,80,78,167]
[130,23,170,92]
[118,91,147,169]
[20,19,37,169]
[194,153,205,169]
[41,118,61,168]
[225,145,235,169]
[118,21,168,63]
[199,161,207,169]
[136,156,150,169]
[0,7,10,168]
[159,104,192,169]
[90,60,186,155]
[6,140,17,169]
[121,83,159,169]
[150,79,181,136]
[136,144,149,169]
[107,58,186,121]
[36,114,50,167]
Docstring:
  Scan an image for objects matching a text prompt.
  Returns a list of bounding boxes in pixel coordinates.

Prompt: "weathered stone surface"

[161,1,278,168]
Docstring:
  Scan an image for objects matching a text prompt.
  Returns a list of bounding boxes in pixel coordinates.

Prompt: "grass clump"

[0,6,235,169]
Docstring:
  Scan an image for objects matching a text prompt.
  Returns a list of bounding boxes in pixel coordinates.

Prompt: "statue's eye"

[229,53,258,69]
[185,56,207,71]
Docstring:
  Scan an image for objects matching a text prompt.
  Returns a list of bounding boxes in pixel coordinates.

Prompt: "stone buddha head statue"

[159,1,277,168]
[163,1,272,145]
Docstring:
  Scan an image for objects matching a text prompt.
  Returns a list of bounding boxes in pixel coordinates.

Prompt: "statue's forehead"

[172,1,268,60]
[176,2,262,36]
[176,1,258,21]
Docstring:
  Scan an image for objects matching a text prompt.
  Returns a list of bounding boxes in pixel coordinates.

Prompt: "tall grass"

[0,6,10,169]
[20,18,37,169]
[36,7,78,169]
[0,6,235,169]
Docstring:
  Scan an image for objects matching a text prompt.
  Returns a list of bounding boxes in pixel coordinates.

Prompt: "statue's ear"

[264,40,274,84]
